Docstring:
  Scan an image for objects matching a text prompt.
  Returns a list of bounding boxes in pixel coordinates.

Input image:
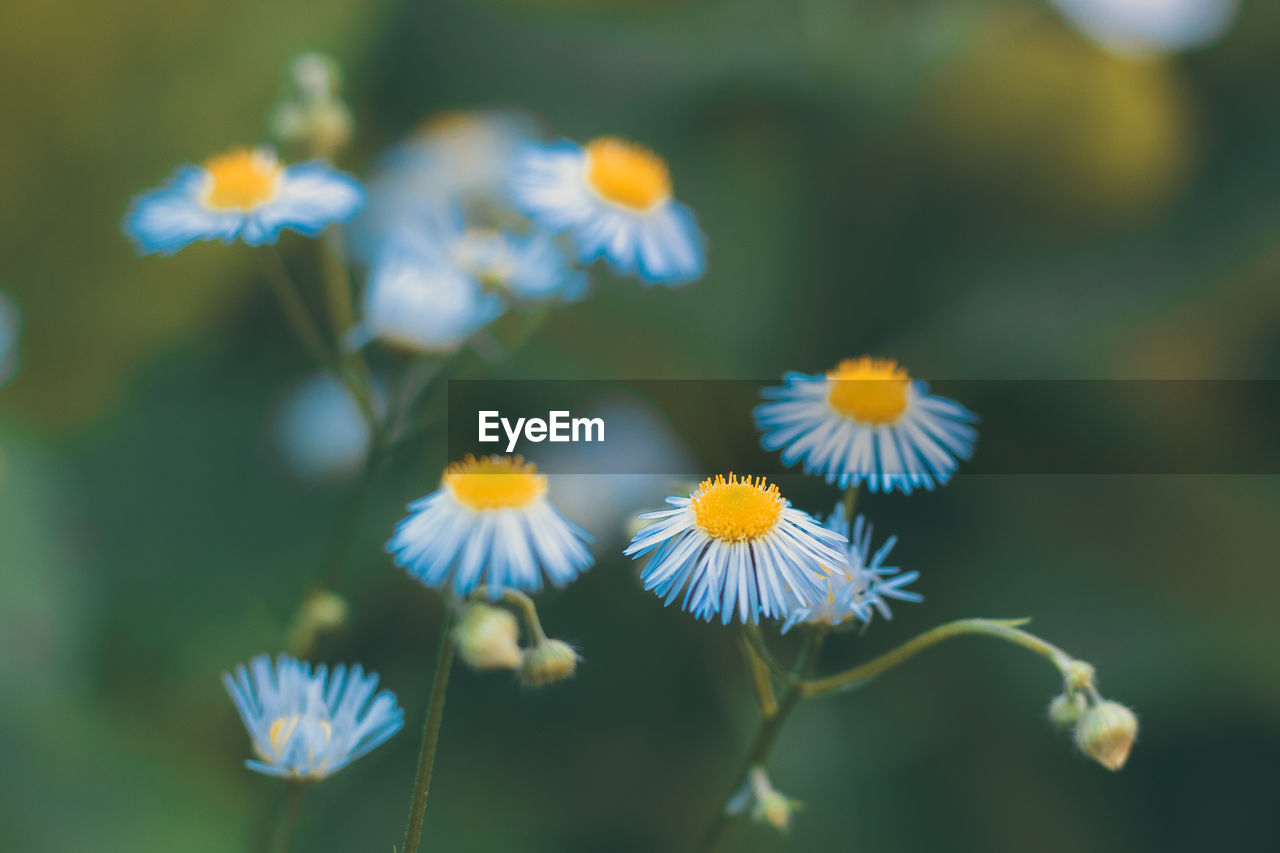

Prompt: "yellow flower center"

[584,137,672,212]
[444,454,547,510]
[201,148,283,210]
[691,474,784,542]
[826,357,911,424]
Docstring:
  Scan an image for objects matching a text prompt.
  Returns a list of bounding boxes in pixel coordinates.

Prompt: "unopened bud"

[1066,660,1096,691]
[454,604,522,670]
[287,589,349,654]
[1074,700,1138,771]
[519,639,579,686]
[744,768,801,833]
[1047,692,1087,728]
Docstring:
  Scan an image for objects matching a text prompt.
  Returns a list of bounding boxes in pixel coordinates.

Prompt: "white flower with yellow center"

[755,357,979,495]
[509,136,706,285]
[123,147,363,255]
[387,455,594,597]
[624,475,847,624]
[222,654,403,782]
[1048,0,1239,55]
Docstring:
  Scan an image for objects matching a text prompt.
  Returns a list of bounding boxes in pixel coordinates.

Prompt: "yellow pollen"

[584,136,672,211]
[444,454,547,510]
[267,714,301,757]
[201,148,283,210]
[826,357,911,424]
[691,474,784,542]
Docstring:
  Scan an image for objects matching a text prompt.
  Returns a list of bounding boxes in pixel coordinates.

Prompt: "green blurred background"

[2,0,1278,850]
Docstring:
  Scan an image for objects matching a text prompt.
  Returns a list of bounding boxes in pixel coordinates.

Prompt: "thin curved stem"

[259,248,333,369]
[473,587,549,643]
[741,624,789,683]
[800,618,1070,698]
[739,632,778,718]
[698,629,826,852]
[403,610,455,853]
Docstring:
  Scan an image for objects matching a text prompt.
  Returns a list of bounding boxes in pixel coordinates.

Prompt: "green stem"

[842,483,859,524]
[699,629,826,852]
[402,610,456,853]
[738,631,778,718]
[318,231,356,341]
[741,624,788,683]
[277,784,304,853]
[800,618,1071,698]
[473,587,548,643]
[259,248,333,369]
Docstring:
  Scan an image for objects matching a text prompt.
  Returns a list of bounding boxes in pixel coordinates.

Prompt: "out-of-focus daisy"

[344,249,503,354]
[346,110,537,263]
[222,654,403,781]
[445,220,587,304]
[124,148,363,255]
[755,357,978,495]
[387,455,594,597]
[271,373,376,483]
[782,508,920,633]
[624,475,847,625]
[1047,0,1239,55]
[0,292,21,387]
[271,53,354,158]
[510,136,705,285]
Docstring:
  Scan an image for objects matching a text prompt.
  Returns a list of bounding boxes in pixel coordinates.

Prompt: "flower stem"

[402,609,456,853]
[259,248,333,369]
[842,483,859,524]
[699,629,826,852]
[800,617,1072,698]
[277,783,304,853]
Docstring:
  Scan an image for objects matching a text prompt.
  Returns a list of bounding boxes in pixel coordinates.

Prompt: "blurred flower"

[439,214,587,304]
[222,654,403,781]
[625,474,847,625]
[1048,691,1089,728]
[271,373,374,483]
[726,768,802,834]
[519,638,580,686]
[346,109,538,263]
[345,249,503,354]
[387,455,595,597]
[755,357,978,495]
[510,136,706,285]
[454,603,523,670]
[123,148,362,255]
[1047,0,1240,55]
[287,588,350,655]
[0,291,21,387]
[782,509,919,633]
[271,52,354,158]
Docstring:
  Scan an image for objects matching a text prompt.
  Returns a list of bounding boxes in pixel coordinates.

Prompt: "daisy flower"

[345,249,503,354]
[509,136,705,285]
[222,654,403,781]
[124,147,363,255]
[387,455,595,597]
[444,221,587,304]
[755,357,979,495]
[782,508,920,633]
[624,475,848,625]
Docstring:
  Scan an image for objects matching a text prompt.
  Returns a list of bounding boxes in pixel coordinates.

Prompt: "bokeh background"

[2,0,1279,850]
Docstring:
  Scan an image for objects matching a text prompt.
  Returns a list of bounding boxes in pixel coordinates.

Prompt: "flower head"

[124,148,362,255]
[782,508,920,633]
[345,249,503,354]
[755,357,978,494]
[519,638,580,687]
[624,475,847,624]
[222,654,403,782]
[1074,700,1139,771]
[387,455,595,597]
[509,136,705,285]
[454,603,523,670]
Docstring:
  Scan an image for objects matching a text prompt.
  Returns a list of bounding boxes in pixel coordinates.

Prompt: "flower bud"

[454,604,522,670]
[519,639,579,686]
[287,588,349,654]
[1047,692,1087,728]
[1066,660,1096,691]
[1074,700,1138,771]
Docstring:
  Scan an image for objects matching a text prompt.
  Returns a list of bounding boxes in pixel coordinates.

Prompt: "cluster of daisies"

[121,72,713,783]
[124,110,706,359]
